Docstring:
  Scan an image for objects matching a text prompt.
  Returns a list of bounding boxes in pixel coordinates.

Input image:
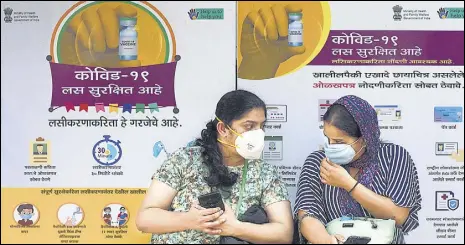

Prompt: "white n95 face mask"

[216,116,265,160]
[234,129,265,160]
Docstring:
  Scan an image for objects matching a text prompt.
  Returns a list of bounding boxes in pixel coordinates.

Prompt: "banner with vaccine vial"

[1,1,235,243]
[237,1,464,244]
[1,1,464,244]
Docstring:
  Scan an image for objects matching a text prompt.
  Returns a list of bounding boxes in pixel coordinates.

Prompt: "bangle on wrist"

[348,180,359,195]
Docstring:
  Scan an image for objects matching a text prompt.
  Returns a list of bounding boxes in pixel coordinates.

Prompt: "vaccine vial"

[119,17,138,60]
[288,13,303,47]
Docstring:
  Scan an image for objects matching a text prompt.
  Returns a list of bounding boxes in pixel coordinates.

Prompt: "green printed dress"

[150,146,289,244]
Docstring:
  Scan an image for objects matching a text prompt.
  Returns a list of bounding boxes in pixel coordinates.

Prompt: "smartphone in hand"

[198,192,225,211]
[344,236,371,244]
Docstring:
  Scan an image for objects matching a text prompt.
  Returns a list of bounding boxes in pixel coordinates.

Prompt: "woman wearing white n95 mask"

[136,90,293,244]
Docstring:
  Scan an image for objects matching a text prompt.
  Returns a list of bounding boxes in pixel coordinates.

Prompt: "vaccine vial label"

[119,18,138,61]
[288,13,303,47]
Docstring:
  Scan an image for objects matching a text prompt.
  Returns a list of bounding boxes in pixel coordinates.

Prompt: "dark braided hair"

[196,90,266,188]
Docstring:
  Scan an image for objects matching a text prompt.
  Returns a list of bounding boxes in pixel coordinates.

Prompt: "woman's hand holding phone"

[184,201,226,235]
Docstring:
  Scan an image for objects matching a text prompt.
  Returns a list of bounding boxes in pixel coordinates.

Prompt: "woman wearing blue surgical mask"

[136,90,293,244]
[295,95,422,244]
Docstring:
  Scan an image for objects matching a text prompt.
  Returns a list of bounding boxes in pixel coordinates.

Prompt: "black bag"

[219,205,269,244]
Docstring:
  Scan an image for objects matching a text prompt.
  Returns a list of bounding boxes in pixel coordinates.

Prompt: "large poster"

[1,1,236,243]
[237,1,464,244]
[1,1,464,244]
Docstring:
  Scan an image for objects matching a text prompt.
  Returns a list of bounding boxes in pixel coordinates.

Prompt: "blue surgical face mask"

[21,214,33,220]
[324,137,364,165]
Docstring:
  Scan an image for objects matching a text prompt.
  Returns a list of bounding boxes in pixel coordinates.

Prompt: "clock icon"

[93,135,122,166]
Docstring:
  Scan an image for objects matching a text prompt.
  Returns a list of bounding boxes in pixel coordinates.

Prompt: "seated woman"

[295,95,422,244]
[136,90,293,244]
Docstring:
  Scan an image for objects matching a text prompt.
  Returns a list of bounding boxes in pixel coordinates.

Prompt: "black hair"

[104,207,111,212]
[120,207,125,211]
[196,90,266,188]
[17,204,34,213]
[323,104,362,138]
